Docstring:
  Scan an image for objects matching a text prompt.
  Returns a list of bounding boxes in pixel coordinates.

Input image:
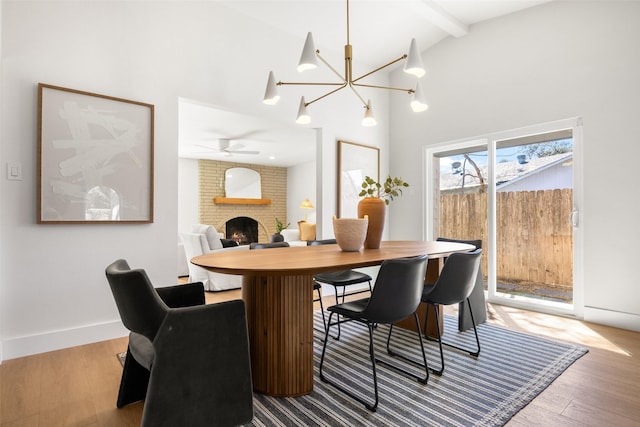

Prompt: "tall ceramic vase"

[357,197,386,249]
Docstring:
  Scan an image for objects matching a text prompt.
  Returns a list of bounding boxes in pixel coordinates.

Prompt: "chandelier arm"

[347,83,369,107]
[352,82,415,94]
[278,81,345,87]
[305,83,348,107]
[351,54,408,83]
[316,51,347,82]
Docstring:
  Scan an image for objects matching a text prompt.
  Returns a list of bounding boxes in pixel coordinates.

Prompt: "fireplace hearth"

[226,217,259,245]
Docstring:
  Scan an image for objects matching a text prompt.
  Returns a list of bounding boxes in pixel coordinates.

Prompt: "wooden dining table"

[191,240,474,397]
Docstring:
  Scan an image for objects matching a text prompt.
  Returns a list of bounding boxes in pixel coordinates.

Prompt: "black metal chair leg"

[466,299,481,357]
[367,323,379,411]
[424,299,481,375]
[434,300,480,356]
[424,302,445,375]
[319,314,379,411]
[314,284,327,338]
[335,288,343,340]
[380,312,430,384]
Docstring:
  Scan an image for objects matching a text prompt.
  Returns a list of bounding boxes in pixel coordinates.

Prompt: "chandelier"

[262,0,428,126]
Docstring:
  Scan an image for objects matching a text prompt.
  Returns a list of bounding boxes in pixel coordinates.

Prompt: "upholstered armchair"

[105,259,253,427]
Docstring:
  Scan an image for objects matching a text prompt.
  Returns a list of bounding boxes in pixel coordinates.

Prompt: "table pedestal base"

[242,274,314,397]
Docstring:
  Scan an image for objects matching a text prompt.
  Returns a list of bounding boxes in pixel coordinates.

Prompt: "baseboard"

[584,306,640,332]
[1,320,128,361]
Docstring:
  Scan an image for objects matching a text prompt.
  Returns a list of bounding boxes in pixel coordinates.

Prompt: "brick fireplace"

[198,160,287,243]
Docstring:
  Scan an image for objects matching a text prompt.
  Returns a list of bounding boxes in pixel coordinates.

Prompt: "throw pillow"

[299,222,316,241]
[221,239,239,248]
[191,224,223,250]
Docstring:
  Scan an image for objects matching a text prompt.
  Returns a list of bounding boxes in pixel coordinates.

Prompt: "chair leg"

[116,346,150,408]
[331,281,373,340]
[443,299,480,357]
[314,283,327,334]
[382,312,430,384]
[335,286,343,340]
[326,285,349,340]
[319,314,379,411]
[424,299,481,375]
[424,302,445,375]
[468,300,481,357]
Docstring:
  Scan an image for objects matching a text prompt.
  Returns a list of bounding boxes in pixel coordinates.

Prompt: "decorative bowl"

[332,215,369,252]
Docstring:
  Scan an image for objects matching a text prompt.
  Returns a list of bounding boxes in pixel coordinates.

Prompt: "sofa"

[180,224,249,291]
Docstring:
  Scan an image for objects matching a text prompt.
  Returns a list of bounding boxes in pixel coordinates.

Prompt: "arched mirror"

[225,167,261,199]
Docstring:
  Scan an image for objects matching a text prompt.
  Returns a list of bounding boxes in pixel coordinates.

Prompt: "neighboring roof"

[440,152,573,191]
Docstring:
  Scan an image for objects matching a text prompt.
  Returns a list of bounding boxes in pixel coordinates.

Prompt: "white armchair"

[181,227,248,291]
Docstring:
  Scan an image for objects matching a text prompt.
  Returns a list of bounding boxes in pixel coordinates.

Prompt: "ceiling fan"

[195,138,260,156]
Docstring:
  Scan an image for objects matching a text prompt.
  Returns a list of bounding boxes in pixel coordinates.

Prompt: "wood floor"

[1,289,639,426]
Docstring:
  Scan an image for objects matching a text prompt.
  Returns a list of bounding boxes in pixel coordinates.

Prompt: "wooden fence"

[439,189,573,286]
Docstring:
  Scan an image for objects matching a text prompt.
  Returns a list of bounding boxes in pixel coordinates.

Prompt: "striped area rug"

[248,312,587,426]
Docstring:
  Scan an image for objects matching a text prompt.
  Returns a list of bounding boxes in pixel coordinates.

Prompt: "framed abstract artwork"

[337,140,380,218]
[37,83,154,223]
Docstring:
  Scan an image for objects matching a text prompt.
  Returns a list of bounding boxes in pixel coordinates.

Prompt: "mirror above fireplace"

[225,167,261,199]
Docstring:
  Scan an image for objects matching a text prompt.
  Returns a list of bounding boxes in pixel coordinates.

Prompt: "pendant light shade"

[263,71,280,105]
[297,32,318,72]
[296,97,311,124]
[403,38,426,78]
[362,100,377,127]
[410,80,429,112]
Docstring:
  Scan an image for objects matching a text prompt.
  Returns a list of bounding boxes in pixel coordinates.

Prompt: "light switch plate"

[7,162,23,181]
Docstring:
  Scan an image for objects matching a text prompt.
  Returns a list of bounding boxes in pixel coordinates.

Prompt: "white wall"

[0,1,389,360]
[287,159,317,226]
[388,1,640,331]
[178,158,199,236]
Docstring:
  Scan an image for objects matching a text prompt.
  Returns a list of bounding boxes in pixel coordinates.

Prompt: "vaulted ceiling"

[179,0,552,167]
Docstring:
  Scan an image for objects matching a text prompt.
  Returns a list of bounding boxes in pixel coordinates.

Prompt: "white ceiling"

[179,0,552,167]
[179,98,316,167]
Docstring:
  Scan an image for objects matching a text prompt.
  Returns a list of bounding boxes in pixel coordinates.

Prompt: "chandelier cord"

[346,0,350,46]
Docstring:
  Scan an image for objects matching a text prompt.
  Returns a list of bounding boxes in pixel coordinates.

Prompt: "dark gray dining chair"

[319,255,429,411]
[388,249,483,376]
[307,238,372,337]
[105,259,253,427]
[249,241,290,249]
[436,237,487,330]
[423,249,483,374]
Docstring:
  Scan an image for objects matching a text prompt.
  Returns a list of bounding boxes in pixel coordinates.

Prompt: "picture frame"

[37,83,154,223]
[337,140,380,218]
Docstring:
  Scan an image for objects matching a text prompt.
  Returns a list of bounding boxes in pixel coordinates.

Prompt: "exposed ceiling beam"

[417,0,468,38]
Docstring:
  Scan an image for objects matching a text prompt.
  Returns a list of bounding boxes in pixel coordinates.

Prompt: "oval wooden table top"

[191,240,475,276]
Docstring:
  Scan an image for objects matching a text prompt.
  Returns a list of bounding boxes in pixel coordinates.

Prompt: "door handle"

[571,209,579,227]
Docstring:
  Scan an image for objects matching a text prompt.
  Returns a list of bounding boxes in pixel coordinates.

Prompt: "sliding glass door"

[425,119,582,316]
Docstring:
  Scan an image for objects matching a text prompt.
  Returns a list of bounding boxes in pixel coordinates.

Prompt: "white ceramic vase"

[332,215,369,252]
